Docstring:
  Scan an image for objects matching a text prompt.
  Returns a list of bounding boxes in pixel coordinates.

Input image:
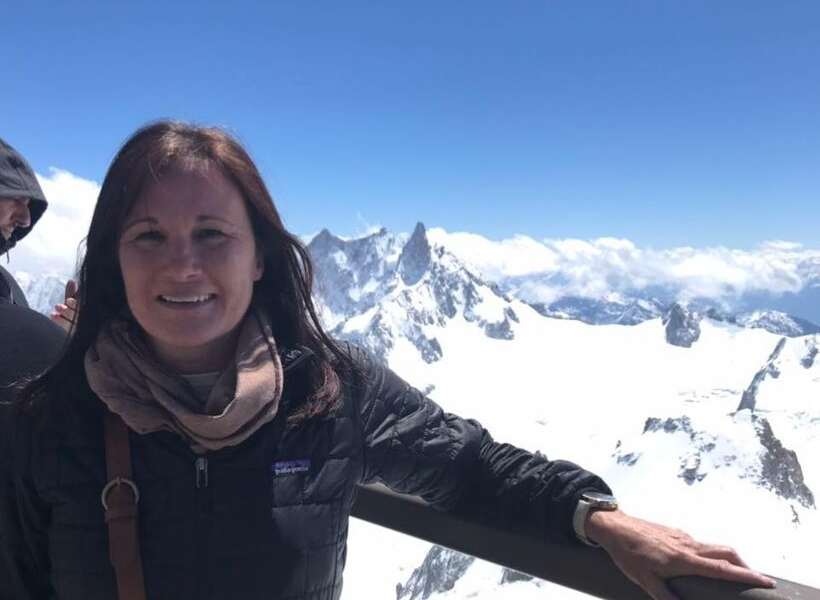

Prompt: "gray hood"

[0,137,48,253]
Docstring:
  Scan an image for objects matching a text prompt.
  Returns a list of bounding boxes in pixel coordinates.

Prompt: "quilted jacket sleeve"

[352,348,612,544]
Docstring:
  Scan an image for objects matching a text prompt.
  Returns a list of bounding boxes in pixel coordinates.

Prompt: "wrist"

[572,491,618,547]
[585,508,624,547]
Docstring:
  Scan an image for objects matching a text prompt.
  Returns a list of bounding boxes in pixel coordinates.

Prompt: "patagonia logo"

[272,459,310,476]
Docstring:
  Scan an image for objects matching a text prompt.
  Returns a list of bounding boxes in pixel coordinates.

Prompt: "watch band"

[572,492,618,547]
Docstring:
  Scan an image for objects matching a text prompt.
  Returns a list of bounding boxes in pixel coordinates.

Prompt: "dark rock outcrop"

[754,417,815,508]
[644,416,694,435]
[641,417,715,486]
[737,337,787,412]
[801,340,818,369]
[662,303,701,348]
[500,568,533,584]
[482,307,518,340]
[413,334,444,364]
[398,222,432,286]
[396,546,474,600]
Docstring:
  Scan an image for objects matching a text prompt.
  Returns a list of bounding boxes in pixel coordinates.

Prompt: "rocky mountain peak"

[662,303,701,348]
[308,228,343,252]
[398,222,432,286]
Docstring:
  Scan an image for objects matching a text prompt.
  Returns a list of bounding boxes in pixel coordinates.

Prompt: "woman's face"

[118,166,263,373]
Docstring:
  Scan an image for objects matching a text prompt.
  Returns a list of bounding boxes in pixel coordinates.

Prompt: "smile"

[157,294,216,305]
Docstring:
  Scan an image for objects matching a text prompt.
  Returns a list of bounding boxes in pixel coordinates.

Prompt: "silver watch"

[572,491,618,547]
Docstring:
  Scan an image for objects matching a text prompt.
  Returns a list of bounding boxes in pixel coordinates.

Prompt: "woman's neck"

[148,329,239,374]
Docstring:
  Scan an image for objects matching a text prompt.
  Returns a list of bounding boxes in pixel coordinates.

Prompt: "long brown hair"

[21,121,354,423]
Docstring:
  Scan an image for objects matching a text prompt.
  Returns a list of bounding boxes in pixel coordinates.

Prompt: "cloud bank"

[428,229,820,305]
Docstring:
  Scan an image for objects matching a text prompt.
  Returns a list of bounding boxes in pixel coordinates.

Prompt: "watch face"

[583,491,618,509]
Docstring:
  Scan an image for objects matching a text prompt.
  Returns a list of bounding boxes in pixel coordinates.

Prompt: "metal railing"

[350,484,818,600]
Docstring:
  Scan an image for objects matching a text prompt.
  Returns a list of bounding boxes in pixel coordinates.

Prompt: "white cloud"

[7,168,99,276]
[429,228,820,304]
[350,213,385,240]
[7,170,819,309]
[427,230,560,279]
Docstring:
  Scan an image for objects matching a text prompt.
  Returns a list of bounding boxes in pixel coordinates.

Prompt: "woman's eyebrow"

[121,217,158,233]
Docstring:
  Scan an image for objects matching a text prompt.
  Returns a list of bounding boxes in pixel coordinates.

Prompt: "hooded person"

[0,140,63,596]
[0,137,49,307]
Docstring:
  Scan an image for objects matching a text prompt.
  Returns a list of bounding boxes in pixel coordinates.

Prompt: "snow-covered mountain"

[737,310,820,337]
[531,294,820,338]
[309,224,520,367]
[302,226,818,599]
[13,272,69,315]
[16,225,820,597]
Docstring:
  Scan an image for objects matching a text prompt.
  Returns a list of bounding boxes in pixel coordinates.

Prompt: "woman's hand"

[50,279,78,333]
[586,509,776,600]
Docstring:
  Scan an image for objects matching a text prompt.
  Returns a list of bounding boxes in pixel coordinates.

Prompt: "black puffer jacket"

[0,137,49,307]
[0,266,28,308]
[4,346,610,600]
[0,304,66,598]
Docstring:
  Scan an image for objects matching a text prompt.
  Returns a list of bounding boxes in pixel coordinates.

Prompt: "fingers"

[51,303,77,333]
[53,303,76,320]
[65,279,78,300]
[685,555,775,589]
[694,544,748,568]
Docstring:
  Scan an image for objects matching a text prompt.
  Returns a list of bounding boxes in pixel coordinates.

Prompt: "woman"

[4,122,774,600]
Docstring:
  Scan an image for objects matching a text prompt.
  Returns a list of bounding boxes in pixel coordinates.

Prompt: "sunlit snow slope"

[310,226,819,599]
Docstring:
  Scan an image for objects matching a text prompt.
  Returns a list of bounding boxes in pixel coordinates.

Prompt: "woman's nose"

[166,239,203,278]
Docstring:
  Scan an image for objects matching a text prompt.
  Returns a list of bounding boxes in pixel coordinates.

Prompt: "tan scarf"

[85,308,284,451]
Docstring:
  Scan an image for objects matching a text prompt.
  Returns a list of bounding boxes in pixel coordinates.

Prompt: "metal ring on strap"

[101,477,140,511]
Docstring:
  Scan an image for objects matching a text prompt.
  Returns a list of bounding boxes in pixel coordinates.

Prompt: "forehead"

[127,166,249,223]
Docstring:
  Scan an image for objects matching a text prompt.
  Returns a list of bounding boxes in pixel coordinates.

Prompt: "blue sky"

[4,1,819,247]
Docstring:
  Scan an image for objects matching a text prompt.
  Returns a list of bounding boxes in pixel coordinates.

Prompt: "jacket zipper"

[195,456,209,489]
[194,455,210,598]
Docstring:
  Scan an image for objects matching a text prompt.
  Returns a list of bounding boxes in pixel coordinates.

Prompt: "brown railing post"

[350,484,818,600]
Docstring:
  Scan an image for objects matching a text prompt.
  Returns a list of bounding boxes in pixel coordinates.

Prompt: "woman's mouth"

[157,294,216,307]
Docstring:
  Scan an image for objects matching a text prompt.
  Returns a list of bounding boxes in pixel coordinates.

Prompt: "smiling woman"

[3,121,775,600]
[118,167,264,373]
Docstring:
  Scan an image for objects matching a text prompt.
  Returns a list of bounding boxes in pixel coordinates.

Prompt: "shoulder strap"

[102,411,147,600]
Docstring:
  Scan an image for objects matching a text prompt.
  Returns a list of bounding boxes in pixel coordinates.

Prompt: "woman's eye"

[134,230,163,242]
[197,228,226,240]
